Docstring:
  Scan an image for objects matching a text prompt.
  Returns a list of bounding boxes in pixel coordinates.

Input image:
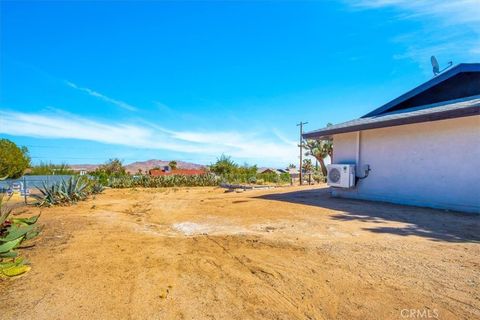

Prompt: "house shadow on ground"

[256,188,480,243]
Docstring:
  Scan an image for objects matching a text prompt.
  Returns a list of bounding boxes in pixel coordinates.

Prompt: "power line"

[24,145,170,151]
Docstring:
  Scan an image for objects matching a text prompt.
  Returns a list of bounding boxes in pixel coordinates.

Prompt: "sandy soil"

[1,186,479,320]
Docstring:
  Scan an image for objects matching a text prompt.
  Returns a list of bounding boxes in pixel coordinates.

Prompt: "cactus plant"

[109,173,220,188]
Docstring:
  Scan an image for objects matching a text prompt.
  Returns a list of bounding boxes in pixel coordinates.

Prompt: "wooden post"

[297,121,308,185]
[23,176,27,204]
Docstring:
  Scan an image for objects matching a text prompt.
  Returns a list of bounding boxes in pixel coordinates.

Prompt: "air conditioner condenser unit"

[327,164,356,188]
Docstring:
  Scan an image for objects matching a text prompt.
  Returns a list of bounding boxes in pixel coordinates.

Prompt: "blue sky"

[1,1,479,167]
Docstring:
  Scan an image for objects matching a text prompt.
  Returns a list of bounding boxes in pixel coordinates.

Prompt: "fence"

[0,175,74,203]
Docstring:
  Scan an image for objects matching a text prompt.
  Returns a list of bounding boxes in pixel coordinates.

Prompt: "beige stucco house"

[303,63,480,213]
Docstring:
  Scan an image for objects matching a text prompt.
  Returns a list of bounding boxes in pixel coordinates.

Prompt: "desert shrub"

[219,173,253,184]
[168,161,177,170]
[89,158,128,185]
[95,158,126,175]
[95,154,291,189]
[110,173,220,188]
[256,178,265,185]
[257,172,290,184]
[208,155,290,185]
[209,155,238,175]
[28,162,74,175]
[105,172,290,189]
[33,176,104,206]
[0,193,41,277]
[90,171,110,186]
[218,172,290,185]
[257,172,279,183]
[313,173,326,183]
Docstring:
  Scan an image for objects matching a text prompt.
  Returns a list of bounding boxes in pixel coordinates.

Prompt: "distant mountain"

[125,160,205,174]
[69,160,205,174]
[68,164,101,171]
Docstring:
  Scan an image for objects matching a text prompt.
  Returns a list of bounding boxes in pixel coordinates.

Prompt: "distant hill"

[125,160,205,174]
[68,164,101,171]
[69,160,205,174]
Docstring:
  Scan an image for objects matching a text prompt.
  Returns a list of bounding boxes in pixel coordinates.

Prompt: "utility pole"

[297,121,308,185]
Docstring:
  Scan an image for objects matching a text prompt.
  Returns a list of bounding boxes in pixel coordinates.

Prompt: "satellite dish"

[431,55,453,76]
[431,56,440,75]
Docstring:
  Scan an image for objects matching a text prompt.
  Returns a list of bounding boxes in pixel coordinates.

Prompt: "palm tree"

[302,139,332,177]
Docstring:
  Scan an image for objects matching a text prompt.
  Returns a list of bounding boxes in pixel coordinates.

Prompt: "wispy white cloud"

[0,109,297,165]
[65,81,138,112]
[347,0,480,69]
[272,129,298,147]
[350,0,480,24]
[153,101,172,113]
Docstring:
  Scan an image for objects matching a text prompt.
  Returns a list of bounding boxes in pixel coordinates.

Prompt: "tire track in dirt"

[206,236,300,309]
[205,235,329,320]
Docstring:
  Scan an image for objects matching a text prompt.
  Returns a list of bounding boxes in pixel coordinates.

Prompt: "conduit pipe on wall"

[355,130,370,182]
[356,131,361,166]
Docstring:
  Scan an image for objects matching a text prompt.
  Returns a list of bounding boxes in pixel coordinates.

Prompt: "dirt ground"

[1,185,479,320]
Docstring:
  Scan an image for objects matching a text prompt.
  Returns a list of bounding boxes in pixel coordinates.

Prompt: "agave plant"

[90,181,105,194]
[32,181,61,206]
[0,193,41,277]
[61,176,89,202]
[0,192,12,226]
[34,176,90,206]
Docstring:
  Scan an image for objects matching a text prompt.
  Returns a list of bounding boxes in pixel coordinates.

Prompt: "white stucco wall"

[331,115,480,213]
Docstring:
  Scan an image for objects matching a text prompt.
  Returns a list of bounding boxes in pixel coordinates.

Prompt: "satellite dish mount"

[431,56,453,76]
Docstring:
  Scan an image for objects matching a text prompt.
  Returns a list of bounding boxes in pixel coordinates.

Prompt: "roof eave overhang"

[362,63,480,118]
[302,105,480,140]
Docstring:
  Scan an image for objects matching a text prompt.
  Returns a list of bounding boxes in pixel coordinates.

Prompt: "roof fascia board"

[303,105,479,139]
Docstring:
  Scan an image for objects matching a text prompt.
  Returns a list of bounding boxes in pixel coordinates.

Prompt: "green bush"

[89,158,128,185]
[89,171,111,186]
[0,139,30,179]
[218,172,290,185]
[207,154,290,185]
[28,162,74,175]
